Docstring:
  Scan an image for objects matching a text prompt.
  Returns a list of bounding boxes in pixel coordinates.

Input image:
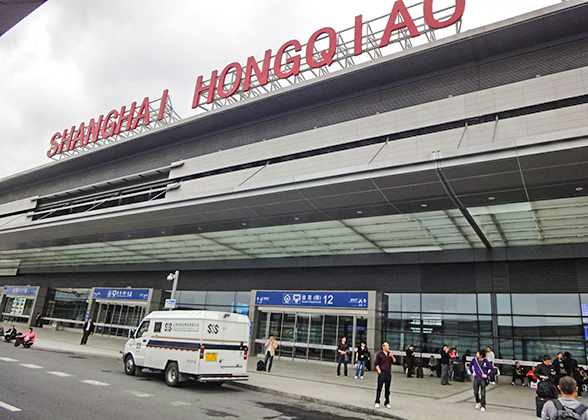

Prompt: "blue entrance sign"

[582,304,588,317]
[3,286,38,296]
[93,288,149,301]
[255,291,368,309]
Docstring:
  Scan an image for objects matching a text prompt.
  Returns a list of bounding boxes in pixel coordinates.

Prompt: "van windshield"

[135,321,150,338]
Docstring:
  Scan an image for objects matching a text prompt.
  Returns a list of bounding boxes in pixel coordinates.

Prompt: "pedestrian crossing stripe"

[20,364,43,369]
[81,380,109,386]
[48,371,72,377]
[0,401,21,412]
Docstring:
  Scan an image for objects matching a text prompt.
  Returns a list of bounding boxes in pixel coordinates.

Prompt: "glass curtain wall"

[174,291,250,315]
[383,293,588,364]
[44,288,91,325]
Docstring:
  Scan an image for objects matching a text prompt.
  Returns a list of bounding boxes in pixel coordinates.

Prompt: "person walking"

[469,349,495,412]
[553,352,566,384]
[374,342,396,409]
[263,335,278,372]
[406,344,415,378]
[336,337,350,377]
[541,376,588,420]
[440,345,451,385]
[486,346,496,384]
[80,318,95,345]
[355,341,370,379]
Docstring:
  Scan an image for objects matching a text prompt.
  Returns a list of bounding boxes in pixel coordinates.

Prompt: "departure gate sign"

[255,291,368,309]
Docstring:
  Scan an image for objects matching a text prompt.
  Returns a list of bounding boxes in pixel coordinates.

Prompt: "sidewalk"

[4,323,540,420]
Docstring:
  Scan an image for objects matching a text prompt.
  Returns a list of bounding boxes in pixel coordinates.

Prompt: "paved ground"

[3,322,542,420]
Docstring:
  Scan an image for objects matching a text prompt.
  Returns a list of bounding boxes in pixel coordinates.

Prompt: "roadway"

[0,343,385,420]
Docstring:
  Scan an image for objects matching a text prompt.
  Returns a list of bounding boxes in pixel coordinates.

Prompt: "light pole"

[166,270,180,310]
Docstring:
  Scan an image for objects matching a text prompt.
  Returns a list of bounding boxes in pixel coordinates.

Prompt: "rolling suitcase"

[535,396,549,417]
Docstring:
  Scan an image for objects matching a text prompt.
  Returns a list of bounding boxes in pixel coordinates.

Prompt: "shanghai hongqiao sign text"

[46,0,465,158]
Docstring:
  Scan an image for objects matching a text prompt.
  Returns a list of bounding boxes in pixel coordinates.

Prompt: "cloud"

[0,0,560,181]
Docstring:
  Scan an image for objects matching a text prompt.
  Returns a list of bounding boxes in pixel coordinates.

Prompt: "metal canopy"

[1,139,587,269]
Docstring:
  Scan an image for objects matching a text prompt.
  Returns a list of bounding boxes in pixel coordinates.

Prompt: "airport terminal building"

[1,1,588,365]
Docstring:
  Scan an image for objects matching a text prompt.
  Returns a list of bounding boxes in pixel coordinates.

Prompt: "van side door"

[133,320,150,367]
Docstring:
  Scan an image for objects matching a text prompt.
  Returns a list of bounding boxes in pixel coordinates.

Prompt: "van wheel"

[165,362,180,387]
[124,355,136,376]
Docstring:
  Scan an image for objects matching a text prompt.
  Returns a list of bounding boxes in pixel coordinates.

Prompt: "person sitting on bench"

[14,327,35,348]
[4,325,17,342]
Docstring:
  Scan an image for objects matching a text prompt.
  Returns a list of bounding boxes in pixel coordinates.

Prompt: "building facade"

[1,1,588,365]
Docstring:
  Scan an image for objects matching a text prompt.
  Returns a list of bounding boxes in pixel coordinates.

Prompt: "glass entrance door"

[257,310,364,363]
[95,303,145,337]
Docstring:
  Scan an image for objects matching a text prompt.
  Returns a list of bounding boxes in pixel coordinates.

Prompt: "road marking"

[0,357,18,362]
[125,390,154,398]
[20,363,43,369]
[80,380,109,386]
[47,371,72,377]
[170,401,191,407]
[0,401,21,412]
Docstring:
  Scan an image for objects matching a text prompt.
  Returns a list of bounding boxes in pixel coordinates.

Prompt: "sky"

[0,0,562,181]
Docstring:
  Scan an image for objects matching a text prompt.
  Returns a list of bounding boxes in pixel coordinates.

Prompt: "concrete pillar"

[29,286,48,328]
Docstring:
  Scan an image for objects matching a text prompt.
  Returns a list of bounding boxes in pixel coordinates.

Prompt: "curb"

[30,344,122,360]
[230,381,408,420]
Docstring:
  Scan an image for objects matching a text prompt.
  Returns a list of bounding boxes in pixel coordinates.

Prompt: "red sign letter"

[306,27,336,69]
[86,115,104,144]
[68,123,86,151]
[274,40,302,79]
[132,97,151,129]
[157,89,169,121]
[217,62,243,99]
[116,102,137,134]
[102,110,119,139]
[192,71,218,108]
[57,126,75,155]
[424,0,465,29]
[380,1,420,48]
[354,15,363,56]
[243,50,272,92]
[47,133,61,158]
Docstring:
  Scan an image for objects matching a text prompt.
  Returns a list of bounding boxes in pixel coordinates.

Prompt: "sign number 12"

[323,295,334,305]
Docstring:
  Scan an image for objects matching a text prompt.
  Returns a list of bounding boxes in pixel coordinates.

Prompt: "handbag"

[474,357,490,385]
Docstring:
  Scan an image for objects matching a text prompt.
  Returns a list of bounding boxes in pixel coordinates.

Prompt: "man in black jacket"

[440,345,451,385]
[80,318,95,345]
[536,355,558,399]
[406,344,415,378]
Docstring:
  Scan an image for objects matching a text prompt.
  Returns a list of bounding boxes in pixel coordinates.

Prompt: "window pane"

[387,294,401,312]
[511,294,580,316]
[176,291,206,306]
[512,316,583,340]
[479,316,493,337]
[402,294,420,312]
[513,340,586,364]
[206,291,236,306]
[478,294,491,314]
[496,294,511,314]
[421,294,477,314]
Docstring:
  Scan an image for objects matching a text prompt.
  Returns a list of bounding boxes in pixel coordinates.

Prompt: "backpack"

[538,381,555,398]
[550,399,588,420]
[256,360,265,371]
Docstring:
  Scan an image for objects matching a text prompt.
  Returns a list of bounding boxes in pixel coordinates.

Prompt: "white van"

[122,310,249,386]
